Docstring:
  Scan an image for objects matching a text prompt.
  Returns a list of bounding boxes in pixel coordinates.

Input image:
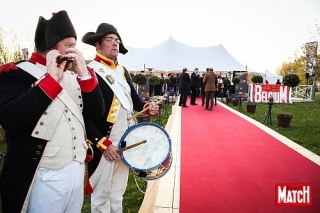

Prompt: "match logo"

[275,183,312,206]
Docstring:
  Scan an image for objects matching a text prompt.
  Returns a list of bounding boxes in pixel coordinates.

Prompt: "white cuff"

[78,72,92,81]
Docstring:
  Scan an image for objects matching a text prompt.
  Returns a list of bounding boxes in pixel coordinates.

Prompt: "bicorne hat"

[45,10,77,49]
[34,16,49,51]
[82,23,128,55]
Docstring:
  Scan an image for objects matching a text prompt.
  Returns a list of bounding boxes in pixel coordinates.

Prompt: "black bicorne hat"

[34,16,48,51]
[82,23,128,55]
[45,10,77,49]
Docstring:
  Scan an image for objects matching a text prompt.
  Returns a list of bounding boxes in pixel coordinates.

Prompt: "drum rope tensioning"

[118,122,173,192]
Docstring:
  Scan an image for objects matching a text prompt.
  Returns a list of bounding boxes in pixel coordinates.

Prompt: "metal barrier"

[292,85,314,100]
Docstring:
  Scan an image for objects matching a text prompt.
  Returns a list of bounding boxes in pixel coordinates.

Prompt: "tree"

[223,77,230,86]
[0,26,10,65]
[289,21,320,85]
[147,76,160,96]
[307,21,320,81]
[132,73,147,85]
[10,33,24,61]
[232,77,240,85]
[283,73,300,88]
[276,61,297,77]
[276,21,320,86]
[251,75,263,83]
[0,26,24,64]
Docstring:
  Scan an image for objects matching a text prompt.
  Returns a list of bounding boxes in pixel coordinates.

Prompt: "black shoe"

[190,103,198,105]
[183,105,189,107]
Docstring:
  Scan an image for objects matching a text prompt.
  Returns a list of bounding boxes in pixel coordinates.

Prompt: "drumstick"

[116,140,147,153]
[128,98,166,120]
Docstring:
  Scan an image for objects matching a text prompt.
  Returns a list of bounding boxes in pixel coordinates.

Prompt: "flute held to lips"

[56,55,74,64]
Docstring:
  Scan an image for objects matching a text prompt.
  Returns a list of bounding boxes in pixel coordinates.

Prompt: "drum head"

[119,122,171,172]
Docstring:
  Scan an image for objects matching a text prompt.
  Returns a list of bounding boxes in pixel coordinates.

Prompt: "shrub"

[159,78,166,85]
[251,75,263,83]
[283,73,300,88]
[132,73,147,85]
[148,76,160,85]
[232,77,240,85]
[223,77,230,86]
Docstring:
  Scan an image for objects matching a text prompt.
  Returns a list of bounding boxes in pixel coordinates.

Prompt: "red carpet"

[180,97,320,213]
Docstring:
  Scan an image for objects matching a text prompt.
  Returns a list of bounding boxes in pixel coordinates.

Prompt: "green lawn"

[225,92,320,156]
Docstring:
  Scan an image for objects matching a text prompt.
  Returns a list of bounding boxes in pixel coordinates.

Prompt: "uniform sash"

[17,62,85,140]
[87,61,131,111]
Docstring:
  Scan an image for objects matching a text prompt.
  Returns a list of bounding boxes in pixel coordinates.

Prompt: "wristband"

[96,137,112,153]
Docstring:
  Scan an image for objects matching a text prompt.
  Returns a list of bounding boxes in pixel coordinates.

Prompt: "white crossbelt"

[87,61,131,111]
[16,62,84,127]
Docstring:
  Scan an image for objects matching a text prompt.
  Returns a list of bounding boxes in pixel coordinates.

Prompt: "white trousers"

[90,157,129,213]
[27,161,85,213]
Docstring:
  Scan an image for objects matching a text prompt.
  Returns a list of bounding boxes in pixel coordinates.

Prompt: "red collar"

[28,52,46,66]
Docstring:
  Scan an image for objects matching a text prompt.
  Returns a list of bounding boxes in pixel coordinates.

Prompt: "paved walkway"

[138,100,320,213]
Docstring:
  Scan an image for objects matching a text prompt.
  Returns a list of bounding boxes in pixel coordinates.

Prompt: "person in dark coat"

[169,73,177,96]
[203,68,217,110]
[209,67,218,105]
[176,73,180,96]
[82,23,159,212]
[199,73,206,106]
[0,11,105,213]
[179,68,191,107]
[189,68,199,105]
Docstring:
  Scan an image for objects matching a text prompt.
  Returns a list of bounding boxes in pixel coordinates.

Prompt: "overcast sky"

[0,0,319,73]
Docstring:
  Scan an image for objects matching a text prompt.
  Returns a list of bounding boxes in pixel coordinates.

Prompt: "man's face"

[96,33,120,60]
[55,37,76,54]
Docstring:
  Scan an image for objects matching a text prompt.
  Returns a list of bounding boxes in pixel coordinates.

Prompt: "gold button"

[37,145,42,149]
[44,112,47,115]
[74,146,76,150]
[40,122,44,125]
[65,109,68,113]
[74,155,76,159]
[74,136,76,140]
[35,131,39,135]
[109,126,112,129]
[107,131,111,134]
[36,151,41,155]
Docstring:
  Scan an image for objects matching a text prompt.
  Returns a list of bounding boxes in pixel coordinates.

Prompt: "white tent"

[118,37,262,73]
[263,69,282,84]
